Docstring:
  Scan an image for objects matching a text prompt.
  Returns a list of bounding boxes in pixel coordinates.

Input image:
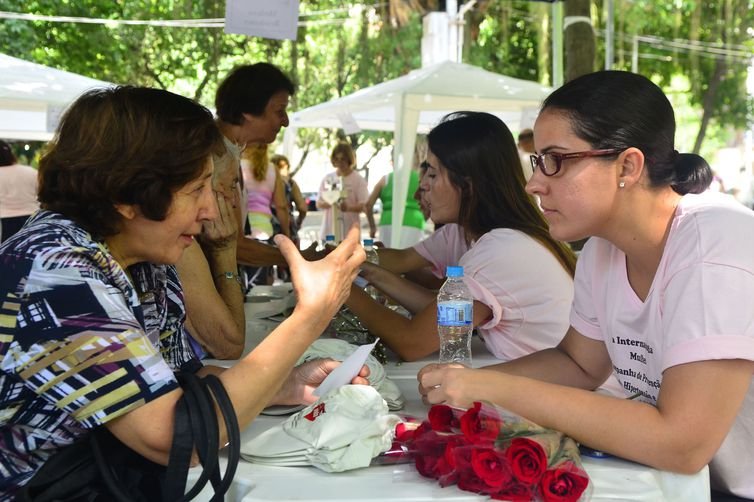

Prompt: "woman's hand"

[418,363,481,408]
[199,191,239,252]
[273,359,370,405]
[358,261,382,283]
[276,225,365,330]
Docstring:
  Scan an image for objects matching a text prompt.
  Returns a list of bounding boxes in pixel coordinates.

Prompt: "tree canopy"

[0,0,751,162]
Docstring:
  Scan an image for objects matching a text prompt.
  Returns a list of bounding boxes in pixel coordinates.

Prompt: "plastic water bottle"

[437,266,473,365]
[363,239,385,304]
[323,234,336,250]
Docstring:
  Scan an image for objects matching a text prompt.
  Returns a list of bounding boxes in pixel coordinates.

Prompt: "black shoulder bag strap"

[203,374,241,498]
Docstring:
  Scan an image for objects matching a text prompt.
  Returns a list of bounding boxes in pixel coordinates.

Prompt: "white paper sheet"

[312,339,379,397]
[224,0,300,41]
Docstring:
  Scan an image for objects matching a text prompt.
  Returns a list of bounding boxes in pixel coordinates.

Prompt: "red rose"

[444,435,467,470]
[415,453,441,479]
[506,437,547,484]
[460,402,502,443]
[491,482,536,501]
[539,462,590,502]
[470,447,513,490]
[394,422,416,442]
[413,429,463,480]
[457,466,492,495]
[428,404,459,432]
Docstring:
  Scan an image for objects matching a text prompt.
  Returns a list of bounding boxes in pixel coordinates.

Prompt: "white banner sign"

[224,0,300,41]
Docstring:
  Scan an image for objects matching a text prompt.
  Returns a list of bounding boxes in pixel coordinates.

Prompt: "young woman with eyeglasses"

[419,71,754,500]
[344,111,579,367]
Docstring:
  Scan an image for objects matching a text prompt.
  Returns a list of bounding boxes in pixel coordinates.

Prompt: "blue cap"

[446,266,464,277]
[363,238,374,246]
[325,234,335,242]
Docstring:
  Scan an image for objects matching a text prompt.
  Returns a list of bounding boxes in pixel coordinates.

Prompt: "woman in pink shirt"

[346,112,576,363]
[419,71,754,500]
[241,143,290,241]
[0,140,39,242]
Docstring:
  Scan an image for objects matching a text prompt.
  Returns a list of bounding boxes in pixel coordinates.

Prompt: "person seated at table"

[176,62,315,360]
[345,111,577,363]
[0,86,367,499]
[418,71,754,501]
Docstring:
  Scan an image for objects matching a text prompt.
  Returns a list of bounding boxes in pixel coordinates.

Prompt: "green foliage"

[0,0,750,157]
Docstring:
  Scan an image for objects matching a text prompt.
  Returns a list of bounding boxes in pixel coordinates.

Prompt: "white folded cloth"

[242,385,400,472]
[297,338,405,410]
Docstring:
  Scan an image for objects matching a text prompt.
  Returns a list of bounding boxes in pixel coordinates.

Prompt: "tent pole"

[551,1,564,88]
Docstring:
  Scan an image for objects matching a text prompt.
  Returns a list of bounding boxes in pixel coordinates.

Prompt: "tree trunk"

[564,0,595,82]
[532,2,551,85]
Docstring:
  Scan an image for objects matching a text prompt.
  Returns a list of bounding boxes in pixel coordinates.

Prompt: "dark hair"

[518,129,534,142]
[427,112,576,276]
[38,86,222,237]
[270,154,290,167]
[215,63,295,125]
[541,71,711,195]
[0,140,16,166]
[331,143,356,167]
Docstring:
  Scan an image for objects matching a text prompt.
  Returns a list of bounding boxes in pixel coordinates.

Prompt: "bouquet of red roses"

[399,402,590,501]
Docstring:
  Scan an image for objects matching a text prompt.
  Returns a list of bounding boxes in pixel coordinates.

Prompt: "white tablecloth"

[196,310,710,501]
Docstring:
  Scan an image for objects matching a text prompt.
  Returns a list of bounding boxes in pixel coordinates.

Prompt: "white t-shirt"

[414,224,574,361]
[318,171,368,240]
[571,191,754,498]
[0,163,39,218]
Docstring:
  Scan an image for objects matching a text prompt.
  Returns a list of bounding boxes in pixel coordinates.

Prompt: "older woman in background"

[317,143,368,241]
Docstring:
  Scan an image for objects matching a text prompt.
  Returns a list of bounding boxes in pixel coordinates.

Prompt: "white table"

[196,311,710,501]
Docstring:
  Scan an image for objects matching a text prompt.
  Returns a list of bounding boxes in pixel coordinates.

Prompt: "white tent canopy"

[286,61,551,247]
[0,53,113,141]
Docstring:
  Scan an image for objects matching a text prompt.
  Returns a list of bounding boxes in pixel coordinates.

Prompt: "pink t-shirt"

[0,164,39,218]
[242,162,276,216]
[571,191,754,498]
[318,171,368,240]
[414,224,574,361]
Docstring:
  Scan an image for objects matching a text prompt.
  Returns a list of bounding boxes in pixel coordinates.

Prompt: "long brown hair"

[427,112,576,276]
[242,143,270,182]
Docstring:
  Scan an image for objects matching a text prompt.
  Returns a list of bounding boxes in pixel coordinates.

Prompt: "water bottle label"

[437,302,472,326]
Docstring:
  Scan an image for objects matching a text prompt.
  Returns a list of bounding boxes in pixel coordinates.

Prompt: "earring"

[619,181,626,188]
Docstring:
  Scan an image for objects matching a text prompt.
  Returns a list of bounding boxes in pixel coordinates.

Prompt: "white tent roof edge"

[0,53,114,141]
[285,61,552,247]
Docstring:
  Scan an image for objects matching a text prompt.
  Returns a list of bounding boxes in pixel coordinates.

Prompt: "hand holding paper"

[313,338,379,397]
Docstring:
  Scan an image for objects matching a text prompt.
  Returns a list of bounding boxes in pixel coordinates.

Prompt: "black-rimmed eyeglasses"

[530,149,623,177]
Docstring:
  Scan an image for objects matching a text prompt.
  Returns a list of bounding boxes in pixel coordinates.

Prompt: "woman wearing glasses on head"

[344,111,578,367]
[419,71,754,501]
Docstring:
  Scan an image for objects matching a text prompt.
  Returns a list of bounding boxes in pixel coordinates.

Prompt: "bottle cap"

[446,266,464,278]
[325,234,335,242]
[363,238,374,247]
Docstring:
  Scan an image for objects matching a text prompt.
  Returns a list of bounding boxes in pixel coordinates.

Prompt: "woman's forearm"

[365,265,436,314]
[346,286,439,361]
